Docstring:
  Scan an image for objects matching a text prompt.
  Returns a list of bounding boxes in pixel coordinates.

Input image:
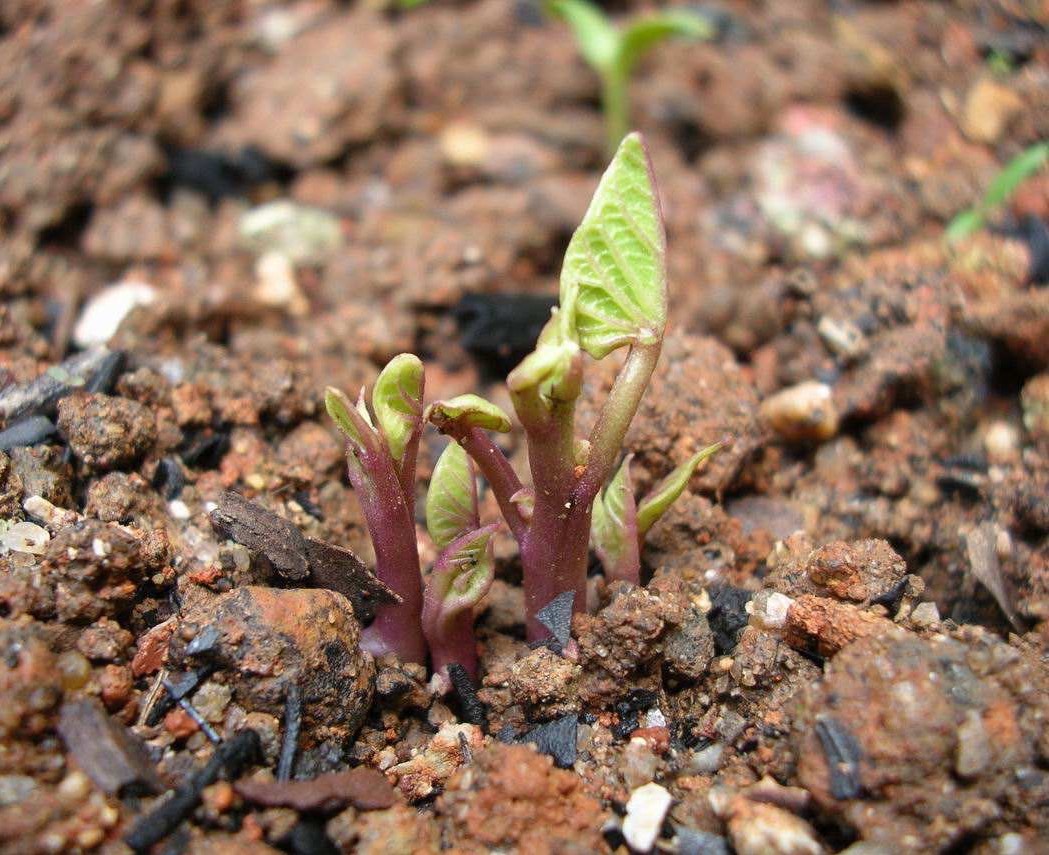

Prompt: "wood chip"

[235,767,397,812]
[58,698,162,795]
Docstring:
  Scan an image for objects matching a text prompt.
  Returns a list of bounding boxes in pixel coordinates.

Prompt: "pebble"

[73,281,158,348]
[1,520,50,554]
[749,591,794,630]
[239,200,342,264]
[254,251,308,315]
[955,710,991,779]
[623,782,673,853]
[961,79,1023,144]
[760,382,839,442]
[908,601,940,628]
[192,682,233,724]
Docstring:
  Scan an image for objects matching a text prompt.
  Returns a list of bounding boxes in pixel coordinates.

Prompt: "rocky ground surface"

[1,0,1047,852]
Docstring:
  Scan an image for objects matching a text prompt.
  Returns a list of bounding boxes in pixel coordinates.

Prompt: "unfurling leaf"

[371,353,424,464]
[636,441,722,536]
[561,133,667,359]
[326,386,375,450]
[426,394,512,433]
[425,523,499,621]
[591,454,640,582]
[506,302,582,404]
[426,441,478,551]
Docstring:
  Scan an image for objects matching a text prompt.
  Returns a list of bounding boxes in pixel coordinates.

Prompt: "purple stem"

[346,449,426,664]
[427,610,480,680]
[455,427,527,540]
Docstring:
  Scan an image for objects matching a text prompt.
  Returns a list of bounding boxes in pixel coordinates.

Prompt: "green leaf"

[426,441,478,551]
[947,142,1048,244]
[591,454,639,579]
[371,353,424,464]
[636,441,722,536]
[560,132,667,359]
[425,523,499,622]
[547,0,618,71]
[983,142,1048,210]
[426,394,512,433]
[617,10,713,76]
[325,386,374,450]
[506,305,582,403]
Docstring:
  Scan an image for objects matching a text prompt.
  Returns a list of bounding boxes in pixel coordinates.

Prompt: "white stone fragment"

[622,782,672,853]
[168,499,191,520]
[23,495,80,530]
[2,521,50,555]
[73,281,157,348]
[644,708,667,729]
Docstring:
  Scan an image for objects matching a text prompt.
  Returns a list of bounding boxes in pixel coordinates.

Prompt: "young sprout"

[326,354,426,663]
[591,443,723,584]
[421,441,498,681]
[427,133,720,639]
[946,141,1048,244]
[547,0,713,154]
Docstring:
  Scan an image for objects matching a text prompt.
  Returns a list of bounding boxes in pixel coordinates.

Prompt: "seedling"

[591,442,722,585]
[946,141,1048,244]
[427,133,720,639]
[547,0,713,154]
[326,354,426,663]
[422,441,498,680]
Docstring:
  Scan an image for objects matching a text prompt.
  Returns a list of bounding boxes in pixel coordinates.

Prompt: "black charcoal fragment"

[521,714,578,768]
[152,457,186,500]
[0,415,57,451]
[448,663,488,730]
[0,347,110,422]
[814,715,863,800]
[277,684,302,781]
[535,590,575,648]
[707,586,752,655]
[84,349,126,394]
[676,827,732,855]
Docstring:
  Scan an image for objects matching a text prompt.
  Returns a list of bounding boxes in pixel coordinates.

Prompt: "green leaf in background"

[636,441,723,536]
[617,10,713,76]
[591,453,639,579]
[946,141,1048,244]
[426,441,478,551]
[371,353,424,464]
[426,394,513,433]
[560,132,667,359]
[547,0,618,71]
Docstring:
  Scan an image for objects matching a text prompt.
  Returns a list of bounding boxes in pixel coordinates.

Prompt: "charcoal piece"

[210,491,310,581]
[165,145,281,201]
[163,668,208,701]
[235,767,397,812]
[277,684,302,781]
[84,350,126,394]
[152,457,186,500]
[125,730,262,852]
[869,577,909,614]
[707,586,752,655]
[521,714,578,768]
[447,663,488,730]
[0,348,111,422]
[676,827,732,855]
[535,590,575,648]
[0,415,57,451]
[58,698,162,796]
[453,293,557,378]
[185,625,221,656]
[180,431,230,469]
[1021,215,1049,284]
[814,715,863,800]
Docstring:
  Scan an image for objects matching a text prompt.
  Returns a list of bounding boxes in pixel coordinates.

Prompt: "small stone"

[622,782,673,853]
[1,520,49,555]
[73,281,157,348]
[57,393,156,472]
[239,200,342,265]
[0,774,37,807]
[908,601,940,628]
[749,591,794,631]
[439,121,490,168]
[622,738,661,788]
[817,316,866,359]
[761,382,838,443]
[56,650,93,691]
[192,682,233,723]
[254,252,308,316]
[962,79,1023,144]
[955,710,991,779]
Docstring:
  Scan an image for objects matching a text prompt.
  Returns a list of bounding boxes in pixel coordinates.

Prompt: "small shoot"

[427,133,718,638]
[422,441,498,680]
[946,141,1048,244]
[547,0,714,154]
[326,354,427,663]
[592,442,724,583]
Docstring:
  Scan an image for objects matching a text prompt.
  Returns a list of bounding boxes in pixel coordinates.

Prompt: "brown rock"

[0,618,63,739]
[76,617,134,662]
[437,743,608,852]
[167,586,375,744]
[58,698,161,795]
[508,646,582,719]
[784,595,900,658]
[57,392,156,472]
[962,79,1023,144]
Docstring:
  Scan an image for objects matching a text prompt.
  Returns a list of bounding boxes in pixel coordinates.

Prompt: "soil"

[1,1,1048,853]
